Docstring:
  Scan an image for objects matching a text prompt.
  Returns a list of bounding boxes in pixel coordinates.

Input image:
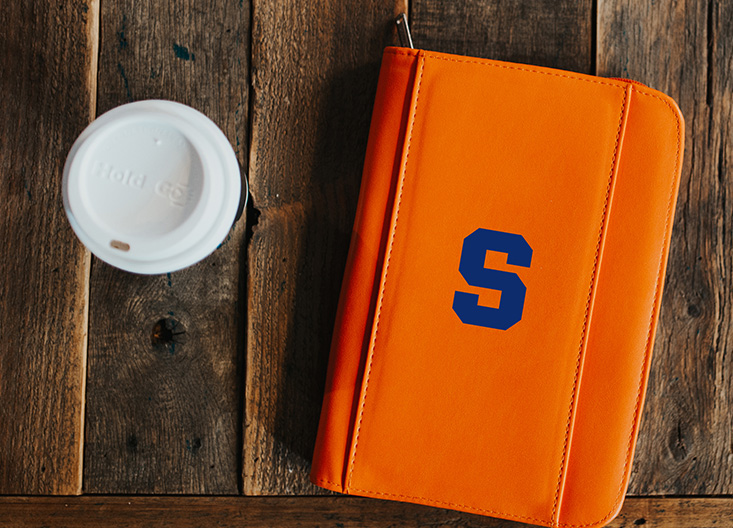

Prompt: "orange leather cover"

[311,47,684,528]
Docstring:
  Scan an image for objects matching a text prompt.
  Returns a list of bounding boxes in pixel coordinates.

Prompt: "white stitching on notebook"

[346,52,427,492]
[551,83,631,526]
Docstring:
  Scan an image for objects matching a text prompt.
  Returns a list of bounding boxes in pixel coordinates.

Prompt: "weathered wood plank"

[83,0,249,493]
[244,0,406,494]
[0,496,730,527]
[0,0,97,494]
[598,0,733,494]
[411,0,594,73]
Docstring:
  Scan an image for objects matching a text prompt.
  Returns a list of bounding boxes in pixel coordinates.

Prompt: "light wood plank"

[0,496,731,527]
[0,0,98,494]
[598,0,733,494]
[83,0,250,493]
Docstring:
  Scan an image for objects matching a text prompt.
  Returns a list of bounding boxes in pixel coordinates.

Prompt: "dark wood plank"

[244,0,406,494]
[83,0,250,493]
[598,0,733,494]
[0,0,97,494]
[0,496,731,527]
[411,0,594,73]
[613,497,733,527]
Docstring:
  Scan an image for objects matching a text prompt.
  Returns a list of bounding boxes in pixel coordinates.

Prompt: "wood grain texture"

[0,0,97,494]
[0,496,731,527]
[411,0,594,73]
[83,0,249,493]
[598,0,733,494]
[244,0,406,494]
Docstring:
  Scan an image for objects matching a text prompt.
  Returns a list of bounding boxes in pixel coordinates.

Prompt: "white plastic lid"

[62,100,245,274]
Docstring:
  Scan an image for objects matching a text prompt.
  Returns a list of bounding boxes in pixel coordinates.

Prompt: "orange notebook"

[311,47,684,528]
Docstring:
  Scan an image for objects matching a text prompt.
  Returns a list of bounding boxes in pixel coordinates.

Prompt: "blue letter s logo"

[452,229,532,330]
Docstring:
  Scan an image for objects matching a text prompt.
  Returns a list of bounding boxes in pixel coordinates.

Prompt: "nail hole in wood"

[126,433,138,453]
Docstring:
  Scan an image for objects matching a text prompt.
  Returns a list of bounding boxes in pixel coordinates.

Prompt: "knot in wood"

[151,317,187,354]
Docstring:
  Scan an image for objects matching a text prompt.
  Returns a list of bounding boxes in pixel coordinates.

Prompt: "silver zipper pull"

[396,13,414,49]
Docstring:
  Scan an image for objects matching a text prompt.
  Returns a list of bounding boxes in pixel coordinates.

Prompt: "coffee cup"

[62,100,245,274]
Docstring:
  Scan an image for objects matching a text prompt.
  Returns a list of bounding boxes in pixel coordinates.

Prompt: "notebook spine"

[310,48,419,492]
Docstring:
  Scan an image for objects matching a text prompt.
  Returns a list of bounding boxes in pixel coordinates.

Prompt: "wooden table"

[1,1,730,526]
